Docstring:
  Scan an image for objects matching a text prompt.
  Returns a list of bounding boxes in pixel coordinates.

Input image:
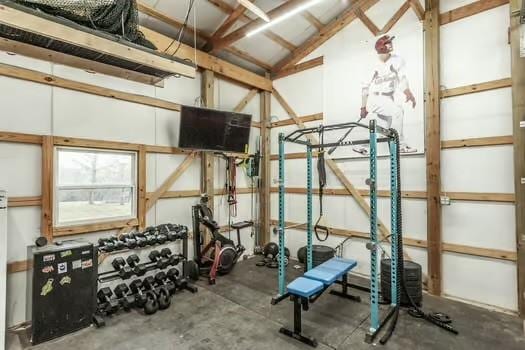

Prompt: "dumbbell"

[160,248,183,267]
[114,283,135,311]
[165,224,184,241]
[99,237,119,252]
[126,254,147,277]
[129,279,148,307]
[166,268,180,281]
[97,287,119,314]
[149,250,169,269]
[156,232,168,245]
[165,268,198,294]
[120,233,137,249]
[111,257,133,280]
[135,235,147,247]
[98,237,111,250]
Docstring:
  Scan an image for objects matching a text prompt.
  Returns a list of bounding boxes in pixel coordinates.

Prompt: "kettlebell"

[143,291,159,315]
[157,287,171,310]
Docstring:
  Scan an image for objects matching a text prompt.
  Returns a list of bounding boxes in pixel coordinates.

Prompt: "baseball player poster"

[322,11,424,159]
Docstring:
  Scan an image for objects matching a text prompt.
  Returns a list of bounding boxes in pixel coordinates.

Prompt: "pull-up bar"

[273,119,403,345]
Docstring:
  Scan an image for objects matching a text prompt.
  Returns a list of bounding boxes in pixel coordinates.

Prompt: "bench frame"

[272,272,361,347]
[273,120,403,347]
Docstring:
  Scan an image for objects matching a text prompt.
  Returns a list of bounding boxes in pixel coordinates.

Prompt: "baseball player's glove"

[360,107,368,118]
[404,89,416,108]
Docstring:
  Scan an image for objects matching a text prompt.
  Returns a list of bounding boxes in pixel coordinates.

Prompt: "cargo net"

[11,0,156,49]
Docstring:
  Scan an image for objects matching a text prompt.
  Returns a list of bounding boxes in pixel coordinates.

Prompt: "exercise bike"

[192,195,252,284]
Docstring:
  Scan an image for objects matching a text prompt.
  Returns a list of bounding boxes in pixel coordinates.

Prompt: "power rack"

[272,120,404,344]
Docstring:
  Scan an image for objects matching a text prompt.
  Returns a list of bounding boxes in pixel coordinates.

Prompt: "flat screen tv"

[178,105,252,153]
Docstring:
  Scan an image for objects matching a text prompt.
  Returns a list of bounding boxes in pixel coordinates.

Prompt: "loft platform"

[0,1,196,84]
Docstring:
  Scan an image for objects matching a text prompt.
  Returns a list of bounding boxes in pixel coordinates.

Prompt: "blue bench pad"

[304,266,340,285]
[287,277,324,298]
[287,257,358,296]
[319,257,357,272]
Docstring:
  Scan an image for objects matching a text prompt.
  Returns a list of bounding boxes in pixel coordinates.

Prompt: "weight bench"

[274,257,360,347]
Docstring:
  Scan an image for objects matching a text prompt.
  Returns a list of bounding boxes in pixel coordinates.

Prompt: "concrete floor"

[8,258,525,350]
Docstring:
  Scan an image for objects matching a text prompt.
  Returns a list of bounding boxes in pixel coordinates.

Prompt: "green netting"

[11,0,156,49]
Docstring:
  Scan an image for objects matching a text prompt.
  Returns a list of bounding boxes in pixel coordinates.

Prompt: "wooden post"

[137,145,147,230]
[424,0,442,296]
[41,136,54,241]
[201,70,215,210]
[260,74,272,245]
[510,0,525,320]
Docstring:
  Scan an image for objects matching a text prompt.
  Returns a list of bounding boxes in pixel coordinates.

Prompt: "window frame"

[53,146,138,228]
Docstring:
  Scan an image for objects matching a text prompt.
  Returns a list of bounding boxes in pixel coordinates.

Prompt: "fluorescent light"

[238,0,271,22]
[246,0,325,37]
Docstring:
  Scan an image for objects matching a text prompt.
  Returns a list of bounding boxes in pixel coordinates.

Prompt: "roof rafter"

[205,1,249,50]
[208,0,311,53]
[302,11,324,31]
[206,0,297,52]
[272,0,380,73]
[138,1,271,71]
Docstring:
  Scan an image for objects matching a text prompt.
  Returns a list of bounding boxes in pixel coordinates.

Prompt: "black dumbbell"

[156,233,168,245]
[129,279,148,307]
[149,250,169,269]
[166,268,180,282]
[160,248,172,258]
[135,236,147,247]
[108,236,125,251]
[97,288,119,314]
[160,248,178,266]
[112,257,133,280]
[126,254,147,276]
[165,269,198,294]
[120,234,137,249]
[145,233,158,246]
[114,283,135,311]
[112,257,125,270]
[157,224,169,235]
[154,271,176,294]
[98,237,115,252]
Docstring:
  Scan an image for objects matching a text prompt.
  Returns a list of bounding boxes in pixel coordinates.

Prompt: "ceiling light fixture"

[237,0,271,22]
[246,0,326,37]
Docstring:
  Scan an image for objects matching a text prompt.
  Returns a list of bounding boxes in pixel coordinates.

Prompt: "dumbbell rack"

[94,224,198,327]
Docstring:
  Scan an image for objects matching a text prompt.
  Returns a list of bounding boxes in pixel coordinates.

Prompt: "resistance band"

[315,127,329,242]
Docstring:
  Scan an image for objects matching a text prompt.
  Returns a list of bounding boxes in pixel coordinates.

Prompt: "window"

[55,147,137,227]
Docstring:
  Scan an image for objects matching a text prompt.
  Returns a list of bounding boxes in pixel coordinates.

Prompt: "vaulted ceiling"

[138,0,355,74]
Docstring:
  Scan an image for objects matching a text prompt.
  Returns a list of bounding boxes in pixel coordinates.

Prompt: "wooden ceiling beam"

[206,0,297,52]
[272,56,323,80]
[224,46,273,71]
[380,0,411,34]
[272,0,379,73]
[440,0,509,25]
[138,2,272,71]
[355,8,380,36]
[138,1,210,42]
[209,0,310,53]
[141,27,272,91]
[408,0,425,21]
[302,11,324,31]
[205,2,250,50]
[0,3,195,78]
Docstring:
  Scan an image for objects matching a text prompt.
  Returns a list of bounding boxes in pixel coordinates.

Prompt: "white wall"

[271,0,517,312]
[0,51,260,326]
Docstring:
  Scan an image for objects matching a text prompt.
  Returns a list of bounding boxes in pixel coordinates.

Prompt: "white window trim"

[54,146,138,228]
